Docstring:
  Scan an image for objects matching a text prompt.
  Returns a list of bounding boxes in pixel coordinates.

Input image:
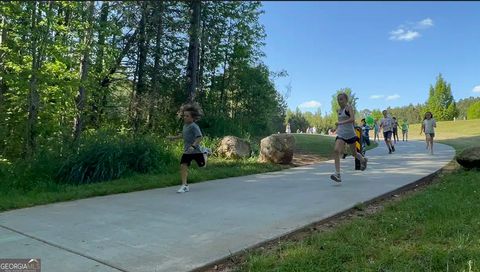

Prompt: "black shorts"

[336,136,358,144]
[383,131,392,139]
[426,133,435,138]
[180,153,206,167]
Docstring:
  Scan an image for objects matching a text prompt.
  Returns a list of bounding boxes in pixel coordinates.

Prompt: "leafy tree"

[330,88,357,120]
[457,96,480,119]
[426,74,457,121]
[467,101,480,120]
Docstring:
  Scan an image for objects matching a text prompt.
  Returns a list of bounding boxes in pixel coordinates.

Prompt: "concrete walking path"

[0,140,455,272]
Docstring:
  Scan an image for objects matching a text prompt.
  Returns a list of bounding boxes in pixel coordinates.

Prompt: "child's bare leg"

[180,163,188,185]
[333,140,345,174]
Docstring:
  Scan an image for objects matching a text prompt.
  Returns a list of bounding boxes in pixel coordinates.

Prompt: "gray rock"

[216,136,251,159]
[259,134,295,164]
[456,146,480,169]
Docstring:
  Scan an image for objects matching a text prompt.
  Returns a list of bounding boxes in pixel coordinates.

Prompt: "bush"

[467,101,480,120]
[56,135,176,184]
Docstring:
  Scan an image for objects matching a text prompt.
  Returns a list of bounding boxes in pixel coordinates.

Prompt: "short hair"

[337,92,349,101]
[361,118,366,122]
[424,111,433,119]
[178,102,204,121]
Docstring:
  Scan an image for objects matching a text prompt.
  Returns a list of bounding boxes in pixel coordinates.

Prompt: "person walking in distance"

[392,117,399,144]
[421,111,437,155]
[330,93,368,183]
[373,119,380,143]
[401,118,409,141]
[380,110,395,154]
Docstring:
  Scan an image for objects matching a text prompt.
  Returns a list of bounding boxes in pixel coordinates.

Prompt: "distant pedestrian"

[360,118,371,150]
[392,117,399,144]
[285,123,291,134]
[401,119,409,141]
[380,110,395,154]
[421,111,437,155]
[373,119,380,143]
[330,93,368,183]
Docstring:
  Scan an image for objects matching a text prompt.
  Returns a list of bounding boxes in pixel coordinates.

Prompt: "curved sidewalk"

[0,140,455,272]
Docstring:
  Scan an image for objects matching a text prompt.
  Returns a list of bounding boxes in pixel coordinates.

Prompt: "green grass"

[0,133,376,212]
[241,171,480,272]
[239,119,480,272]
[409,119,480,153]
[294,134,378,160]
[0,158,287,212]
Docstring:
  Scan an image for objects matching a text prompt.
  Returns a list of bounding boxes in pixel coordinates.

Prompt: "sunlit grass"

[239,119,480,272]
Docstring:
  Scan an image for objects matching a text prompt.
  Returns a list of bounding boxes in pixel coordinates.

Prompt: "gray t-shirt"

[423,118,436,134]
[380,116,393,132]
[183,122,203,154]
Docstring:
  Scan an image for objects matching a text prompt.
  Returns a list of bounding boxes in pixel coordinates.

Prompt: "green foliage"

[467,101,480,120]
[330,88,358,118]
[457,96,480,119]
[286,108,310,133]
[426,74,458,121]
[56,135,176,184]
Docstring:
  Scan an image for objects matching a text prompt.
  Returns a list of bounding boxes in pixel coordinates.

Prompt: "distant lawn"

[294,134,378,160]
[408,119,480,153]
[239,120,480,272]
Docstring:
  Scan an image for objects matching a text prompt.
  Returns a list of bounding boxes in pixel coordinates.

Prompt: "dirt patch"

[291,153,328,166]
[195,159,459,272]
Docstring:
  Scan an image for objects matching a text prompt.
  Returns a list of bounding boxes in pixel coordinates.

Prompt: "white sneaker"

[177,185,189,193]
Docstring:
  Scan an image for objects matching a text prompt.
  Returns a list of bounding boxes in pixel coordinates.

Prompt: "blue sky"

[259,1,480,114]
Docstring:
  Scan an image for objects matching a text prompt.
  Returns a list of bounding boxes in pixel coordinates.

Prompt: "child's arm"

[191,136,202,147]
[420,123,424,134]
[166,133,182,140]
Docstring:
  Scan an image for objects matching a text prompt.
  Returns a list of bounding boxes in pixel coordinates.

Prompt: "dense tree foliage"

[0,1,286,159]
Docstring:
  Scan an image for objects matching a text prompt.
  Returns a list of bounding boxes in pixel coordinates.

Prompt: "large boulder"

[456,147,480,169]
[259,134,295,164]
[216,136,251,159]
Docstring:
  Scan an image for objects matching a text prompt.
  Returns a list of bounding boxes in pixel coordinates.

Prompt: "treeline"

[287,74,479,133]
[0,1,286,160]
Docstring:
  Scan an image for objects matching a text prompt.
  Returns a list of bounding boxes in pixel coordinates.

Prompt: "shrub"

[56,135,176,184]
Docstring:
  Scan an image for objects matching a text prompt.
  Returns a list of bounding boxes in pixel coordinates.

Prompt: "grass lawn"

[0,158,287,212]
[294,133,378,160]
[0,133,343,212]
[239,119,480,272]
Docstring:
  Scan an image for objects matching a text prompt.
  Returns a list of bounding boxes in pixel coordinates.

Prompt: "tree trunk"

[131,1,149,133]
[0,14,7,110]
[90,1,109,128]
[148,0,164,130]
[185,0,201,103]
[25,2,41,158]
[73,1,95,143]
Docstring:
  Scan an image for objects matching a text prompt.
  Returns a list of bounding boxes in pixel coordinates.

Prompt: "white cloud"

[370,95,385,99]
[389,29,421,41]
[417,18,434,28]
[473,85,480,93]
[298,100,321,108]
[386,94,401,101]
[389,18,433,41]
